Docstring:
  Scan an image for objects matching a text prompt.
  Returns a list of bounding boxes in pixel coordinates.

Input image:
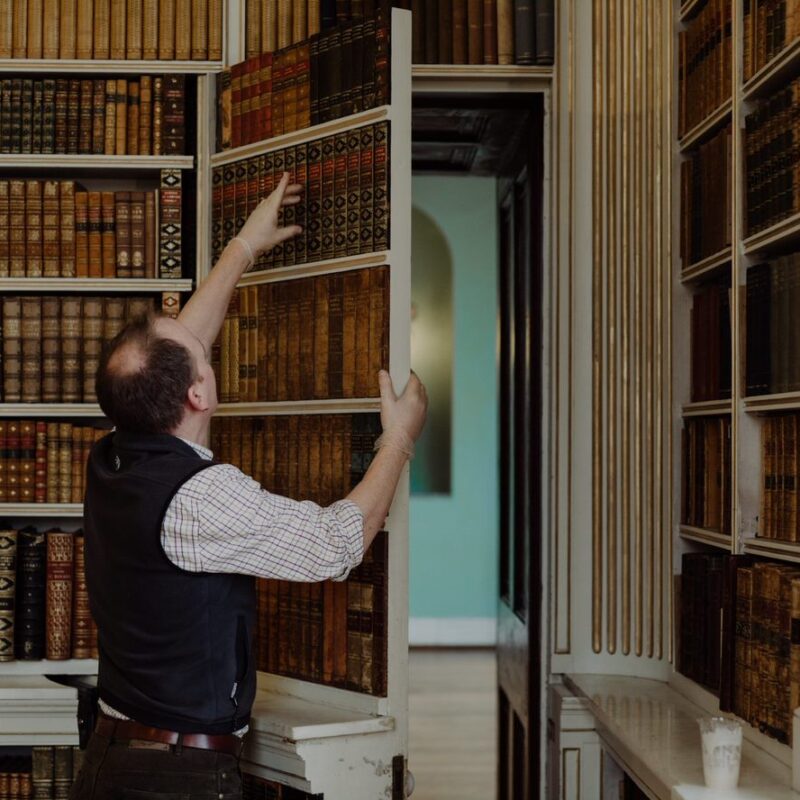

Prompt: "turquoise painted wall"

[410,175,499,619]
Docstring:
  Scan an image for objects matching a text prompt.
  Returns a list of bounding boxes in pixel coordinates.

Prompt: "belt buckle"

[127,739,172,752]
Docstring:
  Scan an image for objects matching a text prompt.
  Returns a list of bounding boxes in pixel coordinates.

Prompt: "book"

[45,530,74,660]
[0,530,16,661]
[159,169,182,278]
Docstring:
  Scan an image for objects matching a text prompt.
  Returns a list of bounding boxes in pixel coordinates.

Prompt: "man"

[72,173,427,799]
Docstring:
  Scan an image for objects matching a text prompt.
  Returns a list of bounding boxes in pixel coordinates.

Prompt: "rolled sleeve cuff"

[328,499,365,582]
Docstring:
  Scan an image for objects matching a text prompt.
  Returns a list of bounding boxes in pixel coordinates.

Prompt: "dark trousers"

[69,730,243,800]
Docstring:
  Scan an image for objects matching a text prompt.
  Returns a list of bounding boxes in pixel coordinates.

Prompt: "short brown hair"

[96,312,197,434]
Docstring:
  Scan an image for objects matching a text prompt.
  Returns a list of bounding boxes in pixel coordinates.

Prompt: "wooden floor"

[408,648,497,800]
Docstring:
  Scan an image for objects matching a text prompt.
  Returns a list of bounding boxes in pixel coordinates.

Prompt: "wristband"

[373,428,415,460]
[231,236,255,267]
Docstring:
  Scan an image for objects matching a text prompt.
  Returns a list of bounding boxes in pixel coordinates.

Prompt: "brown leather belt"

[95,713,243,757]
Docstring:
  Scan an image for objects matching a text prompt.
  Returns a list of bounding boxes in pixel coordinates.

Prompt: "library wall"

[408,174,498,646]
[551,0,673,676]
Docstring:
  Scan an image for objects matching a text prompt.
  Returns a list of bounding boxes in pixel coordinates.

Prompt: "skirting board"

[409,617,497,646]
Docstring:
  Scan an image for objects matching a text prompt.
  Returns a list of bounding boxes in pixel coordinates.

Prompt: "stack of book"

[244,0,555,66]
[745,78,800,235]
[0,75,186,156]
[746,257,800,396]
[0,172,184,279]
[690,279,731,402]
[678,551,725,693]
[211,123,389,271]
[242,772,322,800]
[0,0,223,61]
[0,421,108,504]
[210,414,388,695]
[680,124,732,267]
[678,0,733,137]
[743,0,800,81]
[0,528,98,662]
[0,756,32,800]
[215,269,388,404]
[0,295,160,403]
[217,15,389,149]
[31,746,84,800]
[760,413,800,541]
[681,416,732,534]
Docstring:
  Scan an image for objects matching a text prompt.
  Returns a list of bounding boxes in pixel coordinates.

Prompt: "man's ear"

[187,378,209,412]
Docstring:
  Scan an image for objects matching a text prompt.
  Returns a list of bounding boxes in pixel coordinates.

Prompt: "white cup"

[698,716,743,790]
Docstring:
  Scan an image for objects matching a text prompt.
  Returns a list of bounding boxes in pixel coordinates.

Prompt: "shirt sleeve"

[161,463,365,582]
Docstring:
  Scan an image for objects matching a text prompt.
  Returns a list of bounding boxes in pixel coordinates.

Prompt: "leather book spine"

[216,70,231,151]
[32,81,44,154]
[93,0,110,58]
[42,180,60,278]
[130,191,145,278]
[126,80,139,155]
[513,0,535,64]
[294,142,307,264]
[230,62,243,149]
[70,426,82,503]
[227,290,240,402]
[264,0,278,52]
[21,296,42,404]
[45,530,74,660]
[110,0,126,58]
[91,79,105,155]
[42,296,60,402]
[368,264,388,381]
[192,0,209,59]
[16,530,45,659]
[142,0,158,58]
[31,748,54,799]
[74,190,89,278]
[9,78,22,153]
[286,282,301,399]
[114,191,131,278]
[259,52,273,143]
[1,80,13,154]
[274,283,288,401]
[59,0,77,59]
[278,0,292,49]
[353,268,371,397]
[341,270,358,397]
[282,147,297,267]
[71,533,93,658]
[305,141,323,263]
[313,275,329,398]
[374,7,389,107]
[27,0,43,58]
[60,296,82,402]
[60,180,76,278]
[0,307,18,402]
[142,190,155,279]
[76,0,93,58]
[46,422,59,502]
[321,135,335,260]
[345,130,360,256]
[159,169,182,278]
[151,76,163,155]
[483,0,497,63]
[5,421,20,501]
[357,16,374,112]
[78,79,93,154]
[211,166,223,265]
[35,421,47,502]
[297,279,313,398]
[81,297,103,401]
[256,285,268,400]
[221,162,236,261]
[162,75,185,155]
[11,0,27,58]
[372,121,388,251]
[411,0,424,63]
[175,0,191,60]
[467,0,482,63]
[327,273,343,397]
[296,41,311,128]
[534,0,553,64]
[127,0,142,59]
[0,529,17,661]
[103,297,126,341]
[57,422,71,503]
[103,79,116,154]
[424,0,437,63]
[246,0,260,57]
[25,179,43,278]
[0,181,8,277]
[8,179,25,278]
[114,78,127,155]
[438,0,453,63]
[265,282,278,399]
[159,0,176,59]
[100,190,116,278]
[138,75,152,155]
[293,0,307,42]
[20,79,33,154]
[66,79,80,154]
[0,2,11,57]
[237,286,249,401]
[52,745,72,800]
[208,0,223,59]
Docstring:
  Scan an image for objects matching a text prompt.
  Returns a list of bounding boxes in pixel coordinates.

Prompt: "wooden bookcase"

[672,0,800,769]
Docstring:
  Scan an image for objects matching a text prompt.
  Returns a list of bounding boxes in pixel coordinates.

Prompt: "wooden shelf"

[743,36,800,102]
[743,210,800,256]
[216,399,381,416]
[0,404,104,417]
[0,278,193,292]
[679,525,732,550]
[743,536,800,564]
[412,64,553,93]
[0,154,194,170]
[744,391,800,413]
[0,661,97,676]
[679,247,732,284]
[0,59,222,74]
[210,106,389,167]
[0,504,82,517]
[237,252,389,287]
[678,98,732,152]
[0,676,78,746]
[681,399,732,416]
[678,0,705,22]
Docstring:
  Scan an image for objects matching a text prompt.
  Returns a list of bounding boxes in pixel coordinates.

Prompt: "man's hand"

[236,172,303,260]
[378,370,428,444]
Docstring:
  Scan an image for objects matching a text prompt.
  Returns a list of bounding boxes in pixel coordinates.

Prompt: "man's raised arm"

[177,172,303,351]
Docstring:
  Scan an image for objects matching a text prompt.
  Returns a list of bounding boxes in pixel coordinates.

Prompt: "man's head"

[96,312,217,435]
